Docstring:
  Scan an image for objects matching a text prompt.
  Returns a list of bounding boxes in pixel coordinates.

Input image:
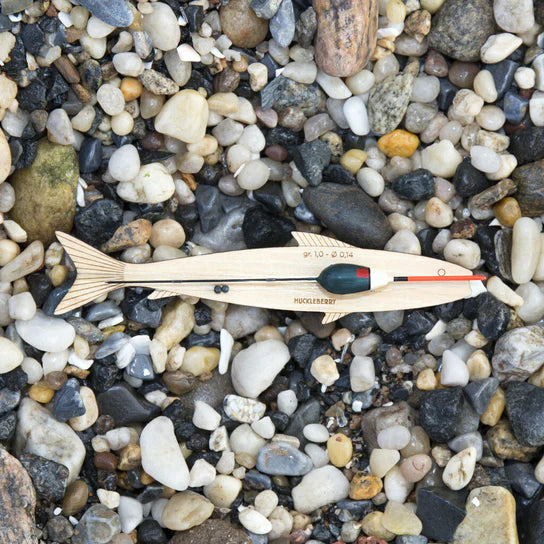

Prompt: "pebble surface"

[0,0,543,543]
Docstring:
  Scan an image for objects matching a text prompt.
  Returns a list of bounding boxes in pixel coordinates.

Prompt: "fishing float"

[54,231,487,324]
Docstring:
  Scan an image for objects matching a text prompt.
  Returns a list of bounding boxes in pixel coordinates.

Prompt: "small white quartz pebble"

[255,490,279,517]
[303,424,330,443]
[515,283,544,323]
[97,489,120,509]
[530,90,544,126]
[515,67,536,89]
[251,416,275,439]
[316,70,352,99]
[425,197,453,228]
[8,291,36,320]
[310,355,340,386]
[511,217,541,284]
[118,496,143,534]
[193,401,221,431]
[0,337,23,374]
[237,159,270,190]
[277,389,298,416]
[96,84,125,116]
[108,144,140,182]
[357,167,384,197]
[112,52,144,77]
[238,508,272,535]
[440,350,470,387]
[218,328,234,375]
[343,96,369,136]
[46,109,75,145]
[442,447,477,490]
[481,33,523,64]
[377,425,411,450]
[443,239,481,270]
[421,140,462,178]
[486,276,523,307]
[473,69,498,103]
[349,355,375,392]
[189,459,217,487]
[470,145,501,173]
[536,454,544,484]
[384,230,421,255]
[384,465,413,503]
[369,449,401,478]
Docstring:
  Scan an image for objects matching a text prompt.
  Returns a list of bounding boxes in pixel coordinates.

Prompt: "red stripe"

[356,268,369,278]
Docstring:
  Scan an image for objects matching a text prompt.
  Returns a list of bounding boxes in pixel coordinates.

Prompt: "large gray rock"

[302,183,392,249]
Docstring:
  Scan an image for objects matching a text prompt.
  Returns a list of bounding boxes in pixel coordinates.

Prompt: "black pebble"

[476,292,510,340]
[453,157,489,197]
[79,138,103,173]
[74,198,123,246]
[242,206,294,248]
[392,169,435,200]
[419,387,464,442]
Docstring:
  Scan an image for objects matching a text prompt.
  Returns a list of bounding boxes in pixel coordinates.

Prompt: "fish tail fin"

[54,231,127,315]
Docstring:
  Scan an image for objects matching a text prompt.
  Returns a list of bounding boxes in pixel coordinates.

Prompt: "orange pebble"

[378,129,419,157]
[120,77,143,101]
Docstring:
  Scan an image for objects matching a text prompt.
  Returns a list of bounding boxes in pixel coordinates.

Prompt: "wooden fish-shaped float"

[55,231,487,324]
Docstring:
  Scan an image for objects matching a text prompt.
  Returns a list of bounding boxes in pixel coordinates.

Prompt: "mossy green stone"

[9,139,79,244]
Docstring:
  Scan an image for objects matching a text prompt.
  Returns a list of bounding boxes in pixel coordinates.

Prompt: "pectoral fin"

[148,289,180,299]
[322,312,348,324]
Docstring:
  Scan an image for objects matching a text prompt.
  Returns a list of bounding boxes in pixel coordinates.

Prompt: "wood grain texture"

[56,231,479,323]
[314,0,378,77]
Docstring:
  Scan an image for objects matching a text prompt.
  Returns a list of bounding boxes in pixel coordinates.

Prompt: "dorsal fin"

[322,312,348,324]
[292,232,355,248]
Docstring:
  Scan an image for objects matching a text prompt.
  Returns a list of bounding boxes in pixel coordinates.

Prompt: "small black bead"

[214,285,222,294]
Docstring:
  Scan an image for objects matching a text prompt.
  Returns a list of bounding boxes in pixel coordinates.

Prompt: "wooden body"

[54,231,480,324]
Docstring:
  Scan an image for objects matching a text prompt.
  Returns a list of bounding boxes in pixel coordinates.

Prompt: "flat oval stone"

[302,183,392,249]
[15,310,75,353]
[256,442,313,476]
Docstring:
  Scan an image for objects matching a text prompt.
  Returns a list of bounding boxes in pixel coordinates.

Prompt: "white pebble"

[511,217,541,284]
[357,167,384,197]
[251,416,275,439]
[8,291,36,320]
[277,389,298,416]
[112,52,144,77]
[193,401,221,431]
[237,160,270,191]
[239,508,272,535]
[189,459,217,487]
[470,145,501,173]
[343,96,369,136]
[515,283,544,323]
[530,90,544,127]
[303,424,330,443]
[481,33,523,64]
[316,70,352,99]
[349,355,375,392]
[440,350,470,386]
[421,140,462,178]
[442,447,477,490]
[377,425,411,450]
[443,239,481,270]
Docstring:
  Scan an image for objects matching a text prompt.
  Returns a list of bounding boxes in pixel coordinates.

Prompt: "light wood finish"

[55,231,478,323]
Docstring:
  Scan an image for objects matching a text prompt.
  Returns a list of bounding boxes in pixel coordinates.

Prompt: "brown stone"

[493,197,522,227]
[314,0,378,77]
[424,49,449,77]
[54,56,80,84]
[349,472,383,499]
[169,519,251,544]
[404,9,431,42]
[511,159,544,216]
[471,178,517,209]
[0,448,37,544]
[94,452,118,471]
[487,420,538,462]
[101,218,152,253]
[219,0,268,48]
[62,480,89,515]
[451,218,476,239]
[118,444,142,471]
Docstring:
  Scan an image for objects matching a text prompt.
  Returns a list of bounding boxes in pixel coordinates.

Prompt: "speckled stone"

[428,0,496,62]
[368,65,417,135]
[511,159,544,216]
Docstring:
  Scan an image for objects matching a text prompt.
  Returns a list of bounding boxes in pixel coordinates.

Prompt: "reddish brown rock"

[219,0,269,48]
[315,0,378,77]
[0,448,37,544]
[100,218,152,253]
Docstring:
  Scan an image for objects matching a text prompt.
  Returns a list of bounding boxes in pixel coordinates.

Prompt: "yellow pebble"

[416,368,437,391]
[181,346,220,376]
[29,382,55,403]
[378,129,419,158]
[0,238,20,266]
[361,511,396,541]
[48,264,68,287]
[327,433,353,468]
[481,387,505,426]
[117,443,142,471]
[386,0,407,23]
[349,472,383,500]
[493,197,522,227]
[254,326,283,342]
[466,349,491,381]
[120,77,143,102]
[339,148,367,174]
[102,325,126,337]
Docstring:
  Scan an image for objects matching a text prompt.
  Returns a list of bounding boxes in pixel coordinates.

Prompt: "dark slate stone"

[0,367,27,392]
[293,140,331,187]
[20,23,44,55]
[463,377,499,415]
[97,383,160,426]
[19,453,69,501]
[74,198,123,247]
[243,470,272,491]
[284,398,321,439]
[76,0,133,27]
[288,333,318,368]
[322,164,356,185]
[427,0,495,61]
[126,354,155,381]
[174,202,199,238]
[253,182,286,213]
[79,138,102,173]
[295,5,317,48]
[509,127,544,166]
[137,485,164,504]
[437,78,458,111]
[505,462,542,499]
[504,89,529,125]
[0,411,16,441]
[505,381,544,447]
[521,497,544,544]
[53,378,86,422]
[0,388,20,415]
[137,519,168,544]
[339,312,376,334]
[419,388,464,443]
[511,158,544,217]
[195,184,222,233]
[270,0,295,47]
[453,157,489,197]
[476,292,510,340]
[242,206,294,248]
[120,289,163,328]
[184,4,204,31]
[486,59,519,99]
[416,487,466,543]
[392,169,435,200]
[417,227,439,258]
[473,226,502,278]
[294,201,320,224]
[302,183,393,249]
[18,80,47,111]
[260,75,287,111]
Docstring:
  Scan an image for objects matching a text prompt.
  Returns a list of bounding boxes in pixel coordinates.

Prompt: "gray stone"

[256,442,313,476]
[76,0,133,27]
[368,67,416,135]
[126,354,155,381]
[428,0,495,61]
[53,378,86,422]
[250,0,282,19]
[505,381,544,447]
[71,504,121,544]
[293,140,331,187]
[492,325,544,381]
[302,183,393,249]
[270,0,295,47]
[463,378,500,415]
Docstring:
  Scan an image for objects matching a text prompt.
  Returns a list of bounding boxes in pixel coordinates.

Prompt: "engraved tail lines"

[54,231,127,315]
